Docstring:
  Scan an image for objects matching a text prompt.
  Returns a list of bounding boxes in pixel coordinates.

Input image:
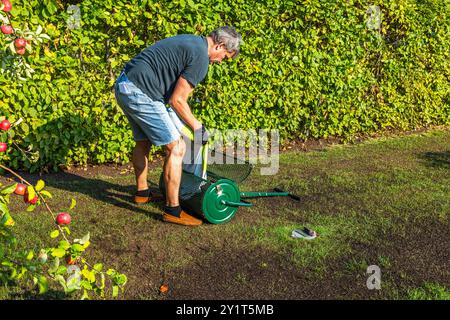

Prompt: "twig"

[0,163,70,243]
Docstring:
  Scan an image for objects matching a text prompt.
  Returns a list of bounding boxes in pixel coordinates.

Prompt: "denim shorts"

[114,72,184,146]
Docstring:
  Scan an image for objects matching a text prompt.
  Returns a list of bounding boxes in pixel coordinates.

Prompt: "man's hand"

[194,125,209,145]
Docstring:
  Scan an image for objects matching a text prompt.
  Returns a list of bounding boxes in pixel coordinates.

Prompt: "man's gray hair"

[209,26,243,58]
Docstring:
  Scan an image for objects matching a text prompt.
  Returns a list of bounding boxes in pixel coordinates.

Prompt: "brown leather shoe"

[134,191,165,204]
[162,211,203,226]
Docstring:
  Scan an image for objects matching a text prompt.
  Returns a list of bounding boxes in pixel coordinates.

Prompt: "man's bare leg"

[162,137,202,225]
[133,140,151,191]
[163,137,185,207]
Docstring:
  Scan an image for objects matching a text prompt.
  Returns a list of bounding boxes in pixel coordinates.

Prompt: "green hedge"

[0,0,449,172]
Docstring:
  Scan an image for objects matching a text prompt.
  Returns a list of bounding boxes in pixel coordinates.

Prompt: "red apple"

[0,119,11,131]
[1,25,13,34]
[1,0,12,12]
[14,183,26,196]
[16,47,26,55]
[56,212,71,225]
[24,190,38,204]
[0,143,7,152]
[14,38,26,49]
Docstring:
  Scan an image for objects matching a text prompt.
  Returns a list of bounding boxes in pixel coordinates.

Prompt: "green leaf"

[40,190,52,198]
[0,202,8,215]
[9,268,18,280]
[56,265,67,275]
[58,240,70,250]
[3,195,10,205]
[93,263,103,272]
[69,198,76,210]
[1,183,17,195]
[82,269,96,282]
[28,108,38,118]
[187,0,196,8]
[17,266,27,280]
[54,274,67,290]
[0,212,15,227]
[25,42,33,53]
[21,122,29,134]
[81,289,90,300]
[50,230,60,238]
[112,285,119,298]
[48,257,60,273]
[83,240,90,249]
[35,180,45,191]
[26,250,34,261]
[26,186,36,200]
[9,41,16,54]
[26,204,36,212]
[8,268,19,280]
[47,1,58,15]
[99,273,105,290]
[74,232,90,245]
[38,276,48,294]
[71,243,85,253]
[51,248,66,258]
[81,280,93,290]
[116,274,128,286]
[106,269,115,276]
[66,276,81,292]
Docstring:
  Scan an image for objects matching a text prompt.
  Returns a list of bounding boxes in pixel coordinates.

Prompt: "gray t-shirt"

[124,34,209,104]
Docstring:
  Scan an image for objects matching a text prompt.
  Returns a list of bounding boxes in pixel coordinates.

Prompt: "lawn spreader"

[159,150,300,224]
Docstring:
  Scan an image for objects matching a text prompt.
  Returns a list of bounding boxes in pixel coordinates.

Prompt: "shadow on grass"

[41,172,165,221]
[8,114,167,220]
[418,151,450,169]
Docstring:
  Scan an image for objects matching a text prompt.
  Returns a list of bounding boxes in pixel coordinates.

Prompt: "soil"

[1,125,448,300]
[156,217,449,300]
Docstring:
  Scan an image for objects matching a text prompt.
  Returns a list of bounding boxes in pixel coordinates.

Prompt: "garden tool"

[159,129,300,224]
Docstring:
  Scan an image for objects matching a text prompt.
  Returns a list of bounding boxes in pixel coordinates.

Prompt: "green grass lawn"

[1,128,449,300]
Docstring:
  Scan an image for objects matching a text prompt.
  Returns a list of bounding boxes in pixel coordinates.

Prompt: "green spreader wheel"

[202,179,240,224]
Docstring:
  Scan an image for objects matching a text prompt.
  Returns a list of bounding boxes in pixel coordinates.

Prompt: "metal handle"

[238,189,300,201]
[220,200,253,207]
[274,188,301,201]
[240,191,290,198]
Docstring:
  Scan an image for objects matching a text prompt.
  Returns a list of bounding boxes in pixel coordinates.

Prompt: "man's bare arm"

[169,76,202,131]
